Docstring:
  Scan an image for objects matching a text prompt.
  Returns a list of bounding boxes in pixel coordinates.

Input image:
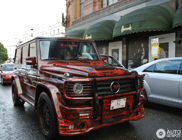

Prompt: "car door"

[144,60,181,106]
[24,42,37,98]
[179,63,182,108]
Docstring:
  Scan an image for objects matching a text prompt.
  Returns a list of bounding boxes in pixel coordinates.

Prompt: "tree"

[0,42,8,64]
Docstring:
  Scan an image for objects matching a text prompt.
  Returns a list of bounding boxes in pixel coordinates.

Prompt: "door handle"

[145,74,149,77]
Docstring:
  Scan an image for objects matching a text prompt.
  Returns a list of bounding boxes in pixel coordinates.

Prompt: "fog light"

[69,124,74,130]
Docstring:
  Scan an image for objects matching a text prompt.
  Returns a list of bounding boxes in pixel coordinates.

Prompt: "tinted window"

[22,44,28,64]
[40,41,99,61]
[154,60,181,74]
[144,65,155,72]
[105,56,122,67]
[30,42,36,57]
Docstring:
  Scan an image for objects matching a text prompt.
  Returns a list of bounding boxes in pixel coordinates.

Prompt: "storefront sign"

[85,34,92,39]
[151,44,160,58]
[151,38,160,58]
[121,24,132,33]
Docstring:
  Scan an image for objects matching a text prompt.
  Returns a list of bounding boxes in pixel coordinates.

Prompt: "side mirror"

[26,57,36,67]
[101,56,107,63]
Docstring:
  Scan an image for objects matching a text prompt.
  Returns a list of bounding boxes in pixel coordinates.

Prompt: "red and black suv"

[12,37,144,139]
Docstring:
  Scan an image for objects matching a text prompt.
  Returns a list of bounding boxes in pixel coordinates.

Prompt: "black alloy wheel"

[38,92,58,140]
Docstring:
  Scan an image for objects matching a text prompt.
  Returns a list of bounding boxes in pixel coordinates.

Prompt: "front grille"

[97,79,134,95]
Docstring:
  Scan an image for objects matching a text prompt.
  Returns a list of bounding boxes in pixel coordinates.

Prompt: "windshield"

[2,64,14,71]
[103,55,123,67]
[40,41,100,61]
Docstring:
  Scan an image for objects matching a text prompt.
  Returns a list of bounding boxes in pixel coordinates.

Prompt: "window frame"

[102,0,120,8]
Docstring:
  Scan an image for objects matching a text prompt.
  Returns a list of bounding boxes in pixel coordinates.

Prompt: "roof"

[83,20,116,41]
[173,4,182,28]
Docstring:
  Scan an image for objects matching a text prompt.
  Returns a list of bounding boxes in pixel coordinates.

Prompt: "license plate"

[110,98,126,110]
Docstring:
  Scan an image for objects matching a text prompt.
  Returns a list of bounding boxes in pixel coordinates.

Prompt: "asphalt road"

[0,83,182,140]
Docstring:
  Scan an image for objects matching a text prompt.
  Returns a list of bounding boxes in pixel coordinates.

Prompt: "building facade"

[66,0,182,69]
[7,22,65,61]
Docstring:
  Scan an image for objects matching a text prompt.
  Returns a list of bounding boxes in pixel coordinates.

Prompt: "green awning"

[113,5,174,37]
[173,4,182,28]
[66,29,86,38]
[83,20,116,41]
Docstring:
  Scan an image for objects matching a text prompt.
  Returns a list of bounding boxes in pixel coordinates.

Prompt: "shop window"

[158,43,168,59]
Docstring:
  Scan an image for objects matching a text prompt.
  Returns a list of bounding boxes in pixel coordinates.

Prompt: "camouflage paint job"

[12,37,145,136]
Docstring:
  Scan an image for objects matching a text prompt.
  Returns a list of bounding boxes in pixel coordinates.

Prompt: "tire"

[1,76,4,85]
[38,92,58,140]
[12,80,24,106]
[141,89,148,107]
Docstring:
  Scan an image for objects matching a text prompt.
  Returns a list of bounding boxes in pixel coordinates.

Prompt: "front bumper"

[57,94,144,136]
[2,77,11,83]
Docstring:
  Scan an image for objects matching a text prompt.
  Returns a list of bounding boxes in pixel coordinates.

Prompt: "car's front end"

[1,71,14,84]
[40,64,145,136]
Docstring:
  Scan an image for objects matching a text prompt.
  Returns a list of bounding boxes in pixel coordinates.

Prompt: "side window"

[154,60,181,74]
[144,65,155,72]
[15,48,21,64]
[30,42,37,57]
[22,44,29,64]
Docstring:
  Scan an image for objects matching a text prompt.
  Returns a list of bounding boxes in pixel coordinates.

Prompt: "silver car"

[134,57,182,108]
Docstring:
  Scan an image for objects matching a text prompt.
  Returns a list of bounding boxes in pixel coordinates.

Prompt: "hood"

[40,64,131,77]
[2,71,14,75]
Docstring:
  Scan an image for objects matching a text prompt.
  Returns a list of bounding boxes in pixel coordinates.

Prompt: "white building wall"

[7,22,65,60]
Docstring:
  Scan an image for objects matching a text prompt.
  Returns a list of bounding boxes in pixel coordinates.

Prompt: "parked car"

[134,57,182,108]
[12,37,145,139]
[0,64,14,85]
[100,54,125,68]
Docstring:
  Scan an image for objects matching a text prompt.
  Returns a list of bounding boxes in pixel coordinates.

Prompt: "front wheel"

[12,80,24,106]
[38,92,58,139]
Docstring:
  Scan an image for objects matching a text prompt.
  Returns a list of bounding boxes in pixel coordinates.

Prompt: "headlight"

[3,75,10,77]
[73,83,83,95]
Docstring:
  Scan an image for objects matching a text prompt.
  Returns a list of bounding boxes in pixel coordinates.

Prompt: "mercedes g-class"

[12,37,144,139]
